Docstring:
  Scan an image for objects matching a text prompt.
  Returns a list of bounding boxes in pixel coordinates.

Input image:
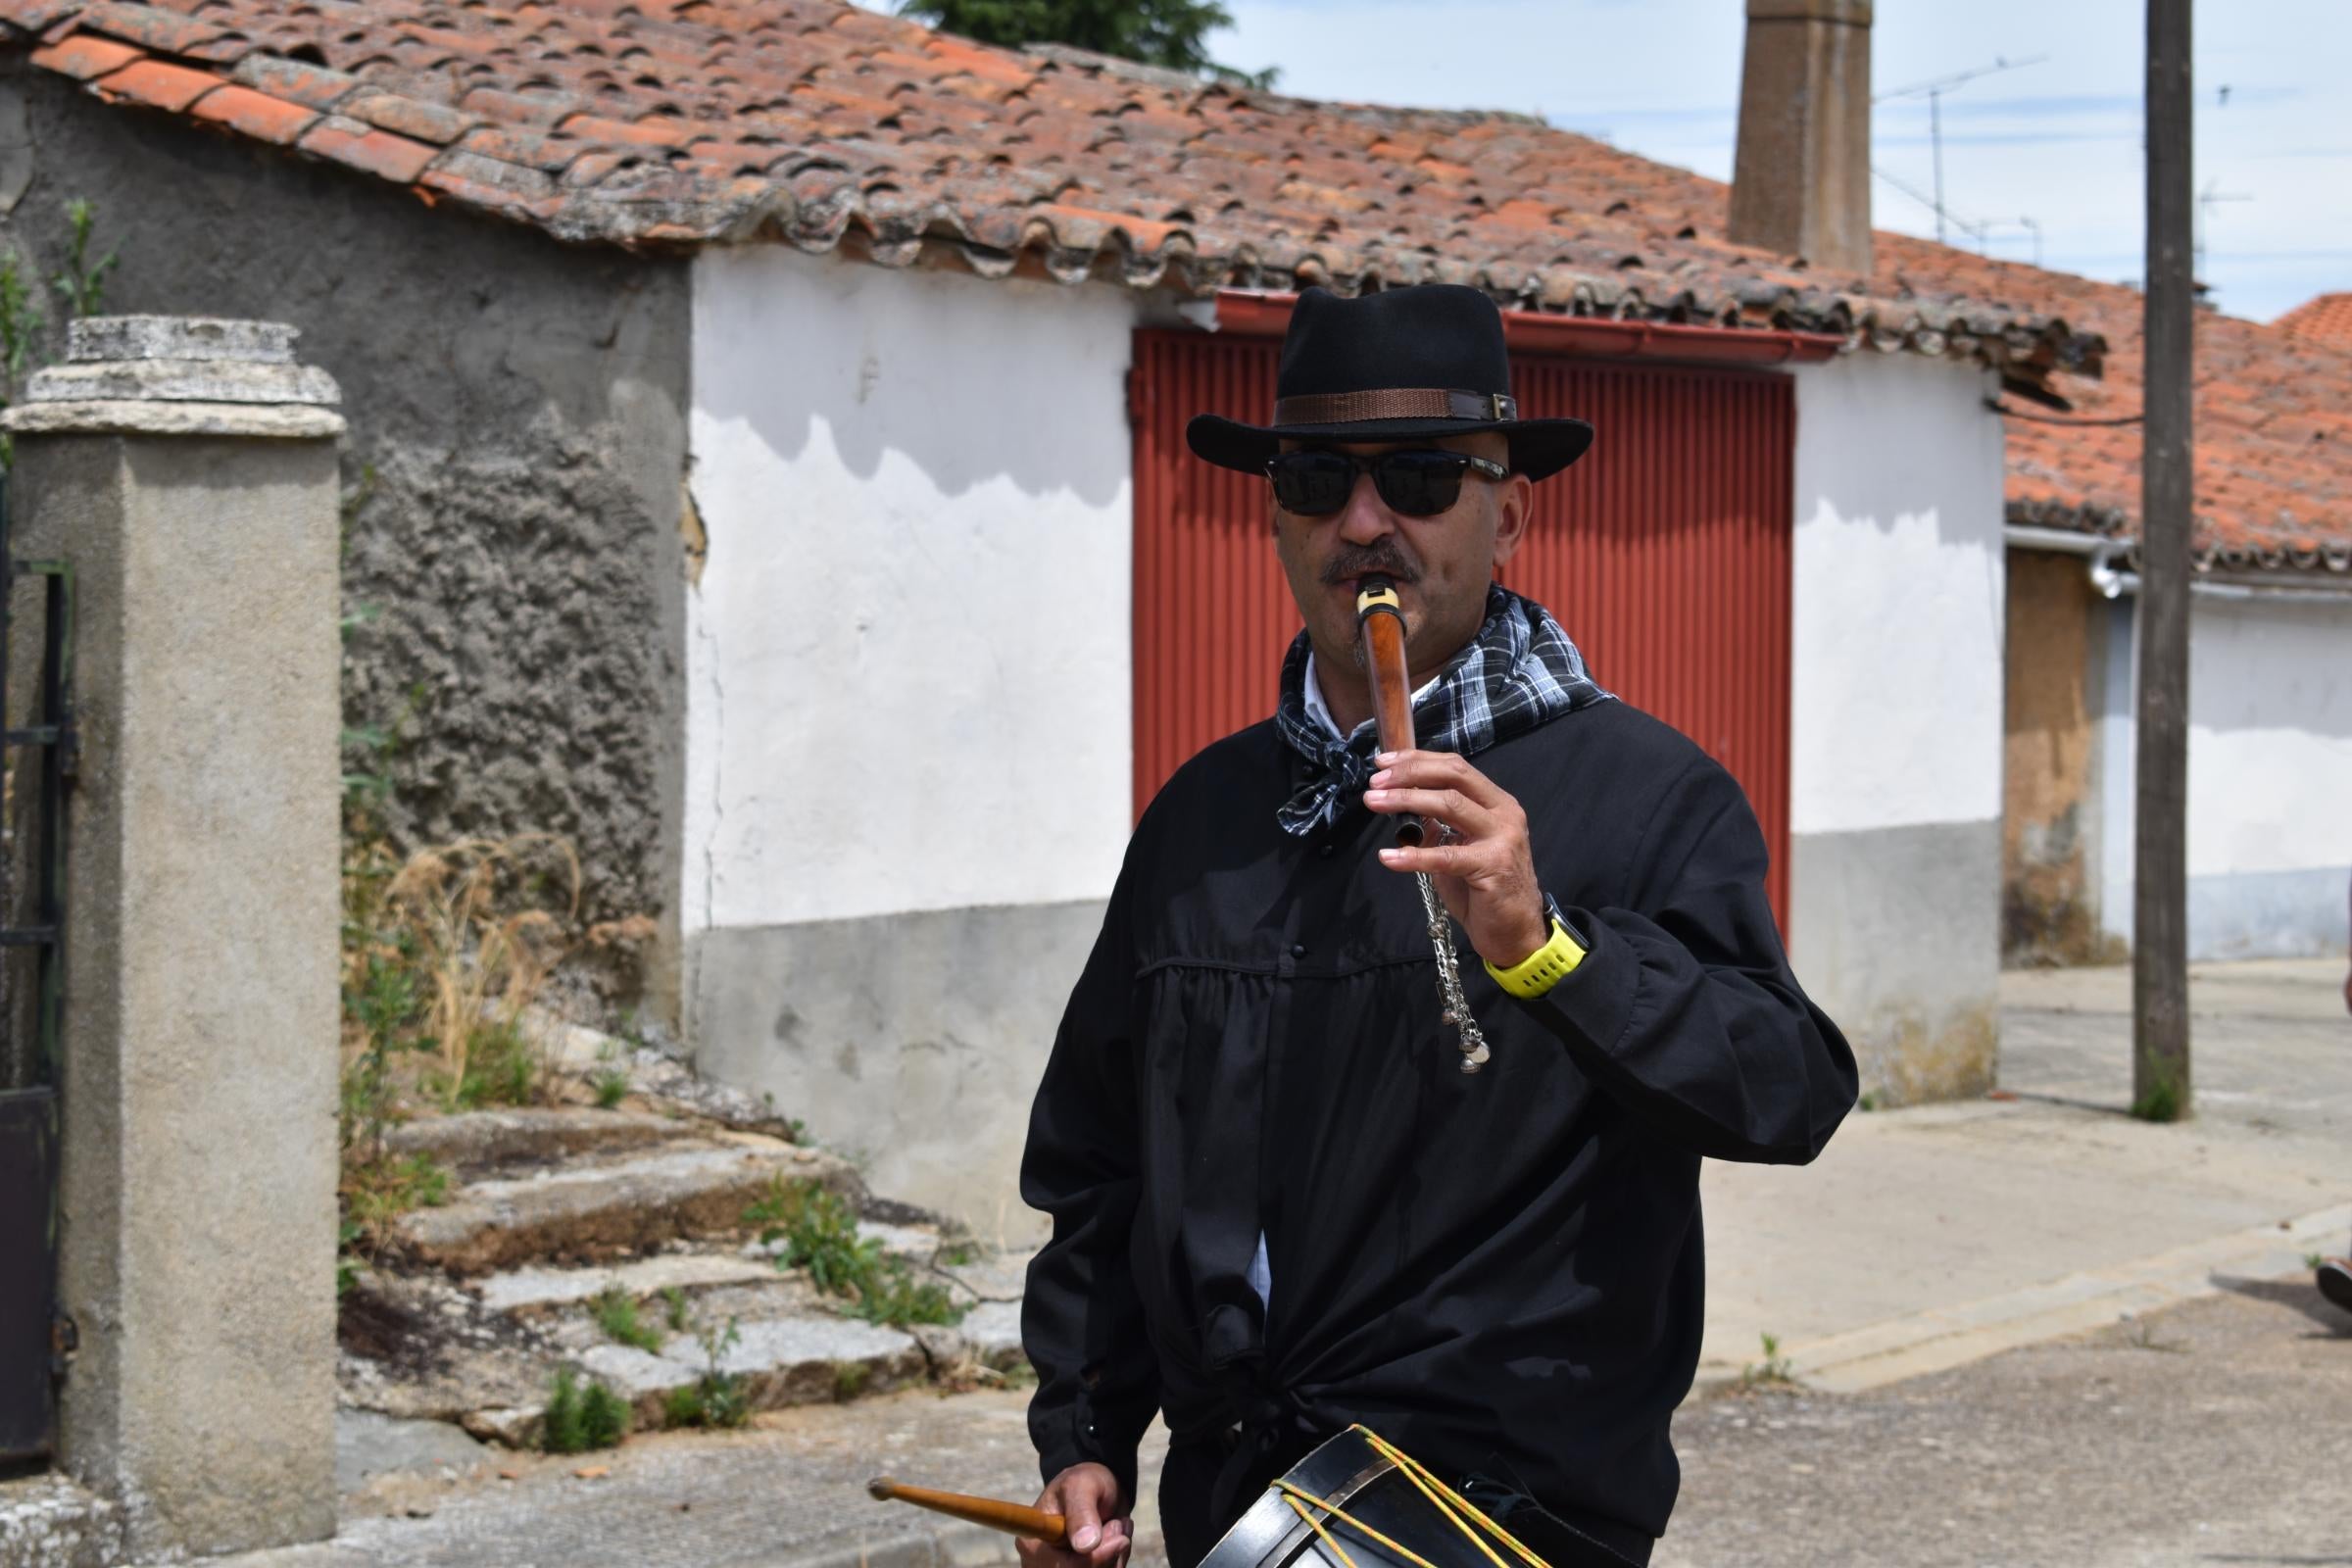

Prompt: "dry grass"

[382,833,580,1112]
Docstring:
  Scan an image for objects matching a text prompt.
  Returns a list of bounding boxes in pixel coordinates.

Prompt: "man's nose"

[1335,470,1395,546]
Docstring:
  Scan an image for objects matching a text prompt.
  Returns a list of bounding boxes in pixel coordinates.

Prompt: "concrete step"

[391,1136,860,1276]
[460,1311,931,1447]
[0,1475,124,1568]
[380,1105,705,1176]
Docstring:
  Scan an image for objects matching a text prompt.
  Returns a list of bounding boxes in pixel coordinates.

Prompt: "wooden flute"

[1354,574,1425,847]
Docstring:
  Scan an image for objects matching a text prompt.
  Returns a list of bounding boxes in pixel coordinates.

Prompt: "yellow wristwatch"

[1485,897,1587,999]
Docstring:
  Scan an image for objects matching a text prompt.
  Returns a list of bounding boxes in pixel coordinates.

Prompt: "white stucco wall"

[2098,590,2352,957]
[1786,350,2009,1101]
[685,249,1138,933]
[2184,595,2352,877]
[1789,352,2008,838]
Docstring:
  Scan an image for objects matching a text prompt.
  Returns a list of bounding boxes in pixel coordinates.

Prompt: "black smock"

[1019,699,1856,1562]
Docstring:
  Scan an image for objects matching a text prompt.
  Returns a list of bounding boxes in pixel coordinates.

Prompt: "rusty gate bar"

[0,467,76,1468]
[1128,329,1795,931]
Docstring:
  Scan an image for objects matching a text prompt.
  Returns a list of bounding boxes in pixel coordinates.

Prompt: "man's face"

[1270,430,1534,680]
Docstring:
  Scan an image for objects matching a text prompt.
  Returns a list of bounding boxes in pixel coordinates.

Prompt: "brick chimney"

[1729,0,1874,276]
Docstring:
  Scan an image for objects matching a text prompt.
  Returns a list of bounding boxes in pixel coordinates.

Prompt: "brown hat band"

[1272,387,1517,426]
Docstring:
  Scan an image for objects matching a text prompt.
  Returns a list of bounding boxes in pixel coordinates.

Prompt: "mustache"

[1321,544,1420,586]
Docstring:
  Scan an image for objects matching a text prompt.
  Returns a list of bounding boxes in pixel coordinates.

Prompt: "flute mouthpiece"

[1355,576,1400,616]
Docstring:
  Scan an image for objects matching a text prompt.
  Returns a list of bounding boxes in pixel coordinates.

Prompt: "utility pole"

[2134,0,2193,1121]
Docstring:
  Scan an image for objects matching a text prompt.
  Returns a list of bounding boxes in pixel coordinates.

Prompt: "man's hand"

[1017,1463,1132,1568]
[1364,749,1548,970]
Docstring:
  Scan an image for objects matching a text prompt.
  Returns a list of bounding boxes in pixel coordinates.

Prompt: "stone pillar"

[1729,0,1875,276]
[1,318,343,1558]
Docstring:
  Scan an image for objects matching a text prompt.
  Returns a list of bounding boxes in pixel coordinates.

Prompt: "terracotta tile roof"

[0,0,2094,387]
[2,0,2335,572]
[1883,232,2352,573]
[2274,291,2352,352]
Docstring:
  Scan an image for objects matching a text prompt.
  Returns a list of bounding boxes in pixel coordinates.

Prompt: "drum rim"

[1196,1432,1396,1568]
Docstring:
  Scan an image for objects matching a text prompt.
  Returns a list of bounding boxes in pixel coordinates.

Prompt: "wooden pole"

[867,1478,1070,1546]
[2133,0,2194,1121]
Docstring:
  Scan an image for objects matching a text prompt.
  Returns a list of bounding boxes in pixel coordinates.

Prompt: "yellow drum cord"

[1269,1427,1553,1568]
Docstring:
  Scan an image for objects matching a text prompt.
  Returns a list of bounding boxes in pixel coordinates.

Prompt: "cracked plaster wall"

[0,66,692,1021]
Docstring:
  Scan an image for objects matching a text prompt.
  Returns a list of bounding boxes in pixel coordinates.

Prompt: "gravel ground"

[1660,1279,2352,1568]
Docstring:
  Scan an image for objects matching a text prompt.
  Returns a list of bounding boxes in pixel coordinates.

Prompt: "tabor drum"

[1197,1426,1551,1568]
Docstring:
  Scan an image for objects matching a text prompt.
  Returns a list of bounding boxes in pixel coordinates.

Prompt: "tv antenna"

[1876,54,2049,245]
[2194,177,2250,280]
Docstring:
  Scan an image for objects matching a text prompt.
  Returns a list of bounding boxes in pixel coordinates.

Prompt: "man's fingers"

[1376,842,1475,876]
[1372,749,1507,805]
[1362,784,1491,837]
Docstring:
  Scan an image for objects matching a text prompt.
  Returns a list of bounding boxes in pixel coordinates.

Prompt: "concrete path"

[1699,957,2350,1390]
[167,957,2349,1568]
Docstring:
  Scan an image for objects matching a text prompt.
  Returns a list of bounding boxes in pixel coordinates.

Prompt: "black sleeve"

[1018,843,1160,1506]
[1520,756,1858,1164]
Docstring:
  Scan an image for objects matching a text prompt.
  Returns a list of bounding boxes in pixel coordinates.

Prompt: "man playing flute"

[1017,285,1857,1568]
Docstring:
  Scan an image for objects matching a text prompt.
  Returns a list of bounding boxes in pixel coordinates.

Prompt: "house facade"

[0,0,2093,1225]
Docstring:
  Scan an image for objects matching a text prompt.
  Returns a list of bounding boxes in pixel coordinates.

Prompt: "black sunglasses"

[1264,448,1510,518]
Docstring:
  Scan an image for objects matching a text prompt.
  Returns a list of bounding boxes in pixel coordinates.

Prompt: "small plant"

[335,1219,366,1298]
[2306,1251,2328,1270]
[831,1359,871,1402]
[935,1238,980,1268]
[851,1258,963,1329]
[340,1150,452,1254]
[49,198,117,319]
[1856,1092,1877,1113]
[592,1287,663,1353]
[1740,1332,1797,1390]
[591,1069,629,1109]
[542,1367,629,1454]
[746,1180,882,1296]
[662,1286,692,1335]
[743,1176,967,1328]
[2130,1076,2183,1123]
[662,1319,751,1431]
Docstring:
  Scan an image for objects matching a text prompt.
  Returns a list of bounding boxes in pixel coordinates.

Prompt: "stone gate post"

[2,318,343,1558]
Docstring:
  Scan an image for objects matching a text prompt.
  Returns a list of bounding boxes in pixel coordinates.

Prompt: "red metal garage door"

[1129,327,1794,926]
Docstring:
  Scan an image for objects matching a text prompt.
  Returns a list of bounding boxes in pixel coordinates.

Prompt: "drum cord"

[1272,1427,1550,1568]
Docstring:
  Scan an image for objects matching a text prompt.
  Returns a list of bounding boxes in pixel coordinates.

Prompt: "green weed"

[2130,1078,2183,1123]
[831,1360,870,1402]
[49,198,116,318]
[543,1367,629,1453]
[592,1287,663,1353]
[1739,1332,1797,1390]
[662,1319,751,1431]
[661,1286,691,1334]
[591,1069,629,1109]
[742,1179,964,1327]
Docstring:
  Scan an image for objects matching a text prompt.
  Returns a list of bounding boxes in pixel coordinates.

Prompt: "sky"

[1193,0,2351,323]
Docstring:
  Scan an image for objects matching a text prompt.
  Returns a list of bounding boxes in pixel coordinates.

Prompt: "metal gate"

[1129,328,1794,925]
[0,471,76,1467]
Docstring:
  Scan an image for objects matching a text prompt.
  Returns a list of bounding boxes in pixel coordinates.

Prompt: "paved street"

[200,958,2350,1568]
[1663,1282,2351,1568]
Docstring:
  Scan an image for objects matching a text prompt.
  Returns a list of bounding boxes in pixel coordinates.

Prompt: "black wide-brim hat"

[1187,284,1594,481]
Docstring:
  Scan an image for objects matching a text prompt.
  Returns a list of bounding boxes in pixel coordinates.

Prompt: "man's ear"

[1490,471,1535,567]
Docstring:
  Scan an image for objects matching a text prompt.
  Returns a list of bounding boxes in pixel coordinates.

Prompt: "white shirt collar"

[1301,650,1440,741]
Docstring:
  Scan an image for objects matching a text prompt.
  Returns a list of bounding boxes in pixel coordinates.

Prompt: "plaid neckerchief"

[1274,585,1614,836]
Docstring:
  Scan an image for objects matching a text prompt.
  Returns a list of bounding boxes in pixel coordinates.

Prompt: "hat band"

[1273,388,1517,426]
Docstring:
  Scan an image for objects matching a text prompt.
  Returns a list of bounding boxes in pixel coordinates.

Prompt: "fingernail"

[1378,848,1403,863]
[1364,788,1389,804]
[1369,769,1392,786]
[1073,1527,1099,1549]
[1375,751,1397,764]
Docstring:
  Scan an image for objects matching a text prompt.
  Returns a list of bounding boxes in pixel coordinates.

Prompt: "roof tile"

[342,89,477,146]
[297,115,439,186]
[2275,292,2352,352]
[79,1,221,56]
[229,54,363,112]
[27,32,141,81]
[91,57,222,115]
[0,0,85,30]
[188,82,317,147]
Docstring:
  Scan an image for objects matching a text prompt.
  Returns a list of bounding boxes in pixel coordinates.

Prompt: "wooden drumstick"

[866,1477,1070,1546]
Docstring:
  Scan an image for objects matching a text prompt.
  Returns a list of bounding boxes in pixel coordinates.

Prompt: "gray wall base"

[688,901,1106,1242]
[1790,819,2003,1105]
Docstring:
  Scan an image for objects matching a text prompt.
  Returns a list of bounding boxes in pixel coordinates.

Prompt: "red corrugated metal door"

[1130,330,1793,926]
